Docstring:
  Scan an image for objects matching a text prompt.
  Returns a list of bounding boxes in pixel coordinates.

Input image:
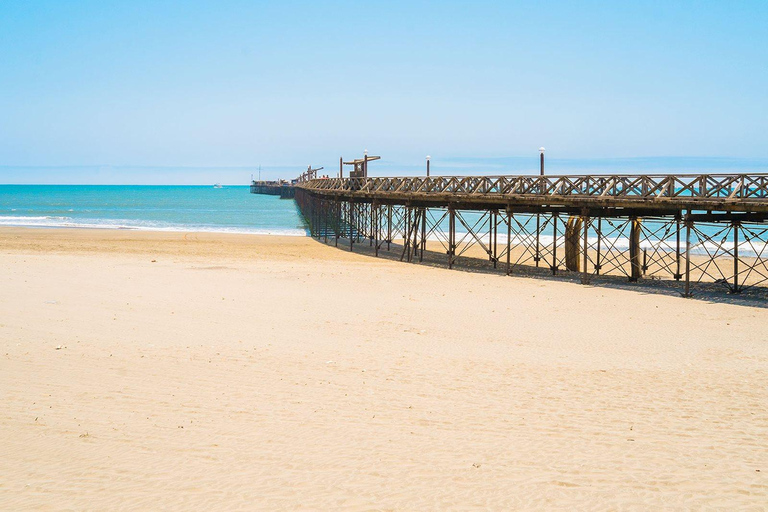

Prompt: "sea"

[0,180,763,257]
[0,185,308,236]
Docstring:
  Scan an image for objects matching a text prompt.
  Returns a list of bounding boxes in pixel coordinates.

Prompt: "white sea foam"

[404,231,766,258]
[0,215,307,236]
[2,215,764,256]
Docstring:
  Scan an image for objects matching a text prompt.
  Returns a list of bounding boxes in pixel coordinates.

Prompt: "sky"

[1,0,767,184]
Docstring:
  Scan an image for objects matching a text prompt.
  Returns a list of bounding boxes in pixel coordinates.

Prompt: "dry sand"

[1,227,766,510]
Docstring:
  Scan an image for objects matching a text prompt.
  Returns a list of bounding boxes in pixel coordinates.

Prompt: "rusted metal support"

[535,214,541,267]
[674,212,682,279]
[357,202,363,243]
[643,248,647,275]
[401,207,411,262]
[369,203,374,247]
[349,200,354,251]
[323,199,328,243]
[506,209,512,275]
[595,217,602,275]
[335,201,340,247]
[387,205,392,250]
[487,211,494,264]
[551,213,558,275]
[732,220,740,294]
[581,212,590,284]
[492,210,498,268]
[629,217,642,282]
[373,203,379,257]
[412,208,420,262]
[684,211,692,297]
[448,206,456,269]
[565,215,582,272]
[419,207,426,262]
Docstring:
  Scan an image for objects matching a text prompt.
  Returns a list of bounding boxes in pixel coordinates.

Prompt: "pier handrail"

[298,173,768,202]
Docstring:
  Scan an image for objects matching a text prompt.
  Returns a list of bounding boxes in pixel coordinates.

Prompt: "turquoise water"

[0,185,308,235]
[0,184,756,255]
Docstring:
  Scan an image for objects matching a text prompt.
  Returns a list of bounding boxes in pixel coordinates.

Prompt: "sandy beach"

[1,227,766,510]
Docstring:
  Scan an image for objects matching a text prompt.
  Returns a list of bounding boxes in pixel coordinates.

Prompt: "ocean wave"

[0,215,307,236]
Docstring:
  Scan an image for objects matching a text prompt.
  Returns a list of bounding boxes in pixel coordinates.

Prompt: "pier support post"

[492,210,498,268]
[551,213,559,275]
[413,208,420,261]
[535,214,541,267]
[448,206,456,269]
[674,212,682,280]
[732,220,741,294]
[565,215,582,272]
[335,201,340,247]
[323,199,328,243]
[595,217,602,275]
[374,203,379,257]
[420,207,426,262]
[684,211,692,297]
[581,212,590,284]
[401,207,411,262]
[506,209,512,275]
[629,217,642,281]
[349,200,354,252]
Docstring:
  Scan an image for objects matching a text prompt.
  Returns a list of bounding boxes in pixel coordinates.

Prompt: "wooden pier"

[250,166,325,199]
[249,180,295,198]
[294,172,768,297]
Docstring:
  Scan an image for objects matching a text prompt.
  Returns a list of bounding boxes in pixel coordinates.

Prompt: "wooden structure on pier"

[294,173,768,297]
[343,156,381,178]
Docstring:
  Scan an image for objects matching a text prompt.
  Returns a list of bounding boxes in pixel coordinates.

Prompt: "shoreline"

[0,222,308,236]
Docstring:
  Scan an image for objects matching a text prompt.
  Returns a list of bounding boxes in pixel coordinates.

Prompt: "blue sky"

[1,1,767,183]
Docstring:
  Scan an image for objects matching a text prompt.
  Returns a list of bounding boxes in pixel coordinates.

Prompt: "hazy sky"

[1,1,767,183]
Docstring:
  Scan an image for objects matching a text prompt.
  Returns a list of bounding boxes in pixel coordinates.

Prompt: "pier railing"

[302,173,768,209]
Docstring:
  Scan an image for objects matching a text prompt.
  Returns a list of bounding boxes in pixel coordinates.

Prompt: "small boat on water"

[213,183,223,189]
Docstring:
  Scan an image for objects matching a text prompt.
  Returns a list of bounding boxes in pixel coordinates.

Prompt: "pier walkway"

[294,173,768,297]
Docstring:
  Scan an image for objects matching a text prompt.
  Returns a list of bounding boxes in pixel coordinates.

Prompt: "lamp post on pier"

[364,149,368,178]
[539,147,545,176]
[426,155,431,177]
